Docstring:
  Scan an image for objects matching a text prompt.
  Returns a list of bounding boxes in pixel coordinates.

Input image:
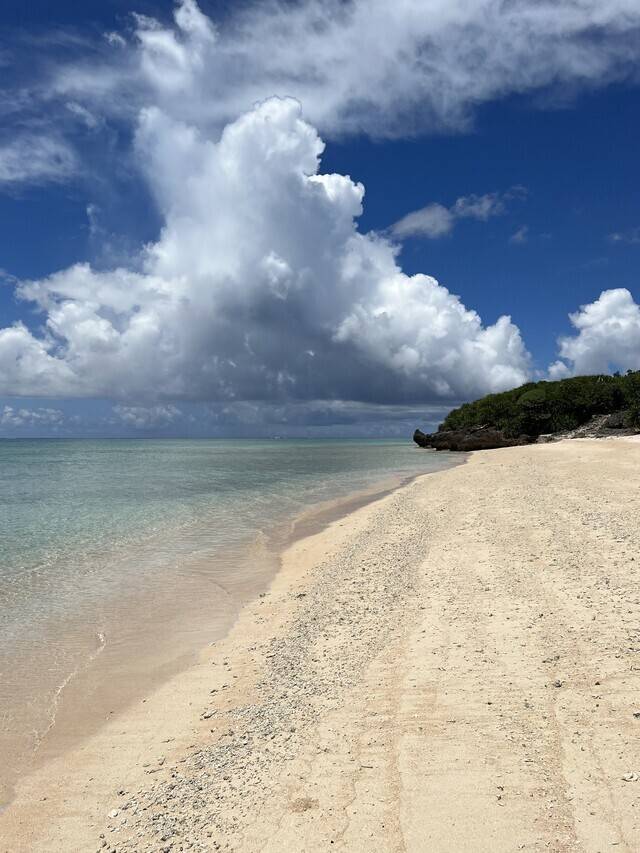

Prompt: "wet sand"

[1,439,640,852]
[0,470,431,809]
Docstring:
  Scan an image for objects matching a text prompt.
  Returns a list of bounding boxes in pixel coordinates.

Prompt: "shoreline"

[0,454,462,813]
[2,440,640,851]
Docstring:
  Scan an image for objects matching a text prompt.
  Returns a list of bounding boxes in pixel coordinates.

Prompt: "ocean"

[0,438,458,801]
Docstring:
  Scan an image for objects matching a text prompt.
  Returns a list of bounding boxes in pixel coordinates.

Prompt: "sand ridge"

[1,439,639,852]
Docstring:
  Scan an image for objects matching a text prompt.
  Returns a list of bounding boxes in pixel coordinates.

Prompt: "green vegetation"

[441,371,640,438]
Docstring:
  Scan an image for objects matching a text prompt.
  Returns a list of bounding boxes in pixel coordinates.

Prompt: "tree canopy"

[441,371,640,438]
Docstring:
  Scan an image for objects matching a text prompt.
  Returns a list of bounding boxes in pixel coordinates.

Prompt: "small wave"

[31,629,107,757]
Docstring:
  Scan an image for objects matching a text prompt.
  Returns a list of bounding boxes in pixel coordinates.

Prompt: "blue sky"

[1,0,639,437]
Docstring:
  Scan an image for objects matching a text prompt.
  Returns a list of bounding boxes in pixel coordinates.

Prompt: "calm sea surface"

[0,438,458,800]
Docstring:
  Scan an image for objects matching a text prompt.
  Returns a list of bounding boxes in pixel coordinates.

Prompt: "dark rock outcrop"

[413,426,534,452]
[415,409,639,452]
[412,429,431,448]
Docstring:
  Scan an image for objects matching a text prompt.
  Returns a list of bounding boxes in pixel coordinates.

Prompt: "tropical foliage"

[441,371,640,437]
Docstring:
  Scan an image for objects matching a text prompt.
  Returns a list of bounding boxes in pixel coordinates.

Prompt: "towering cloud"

[0,98,531,405]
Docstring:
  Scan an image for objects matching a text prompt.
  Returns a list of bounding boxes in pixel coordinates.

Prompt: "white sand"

[1,439,639,852]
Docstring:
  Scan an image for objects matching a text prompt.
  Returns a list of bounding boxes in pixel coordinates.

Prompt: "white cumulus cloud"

[113,404,182,429]
[550,288,640,377]
[0,98,532,406]
[391,188,525,240]
[390,204,454,240]
[0,405,64,427]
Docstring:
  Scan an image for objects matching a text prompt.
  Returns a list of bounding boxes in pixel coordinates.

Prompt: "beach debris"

[622,772,639,782]
[107,809,119,819]
[553,679,564,688]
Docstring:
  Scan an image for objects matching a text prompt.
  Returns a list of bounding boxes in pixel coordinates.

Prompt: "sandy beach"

[2,438,640,852]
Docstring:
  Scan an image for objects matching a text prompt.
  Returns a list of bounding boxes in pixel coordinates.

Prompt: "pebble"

[93,491,428,851]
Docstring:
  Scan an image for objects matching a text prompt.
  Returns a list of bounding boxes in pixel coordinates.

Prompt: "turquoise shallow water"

[0,438,457,799]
